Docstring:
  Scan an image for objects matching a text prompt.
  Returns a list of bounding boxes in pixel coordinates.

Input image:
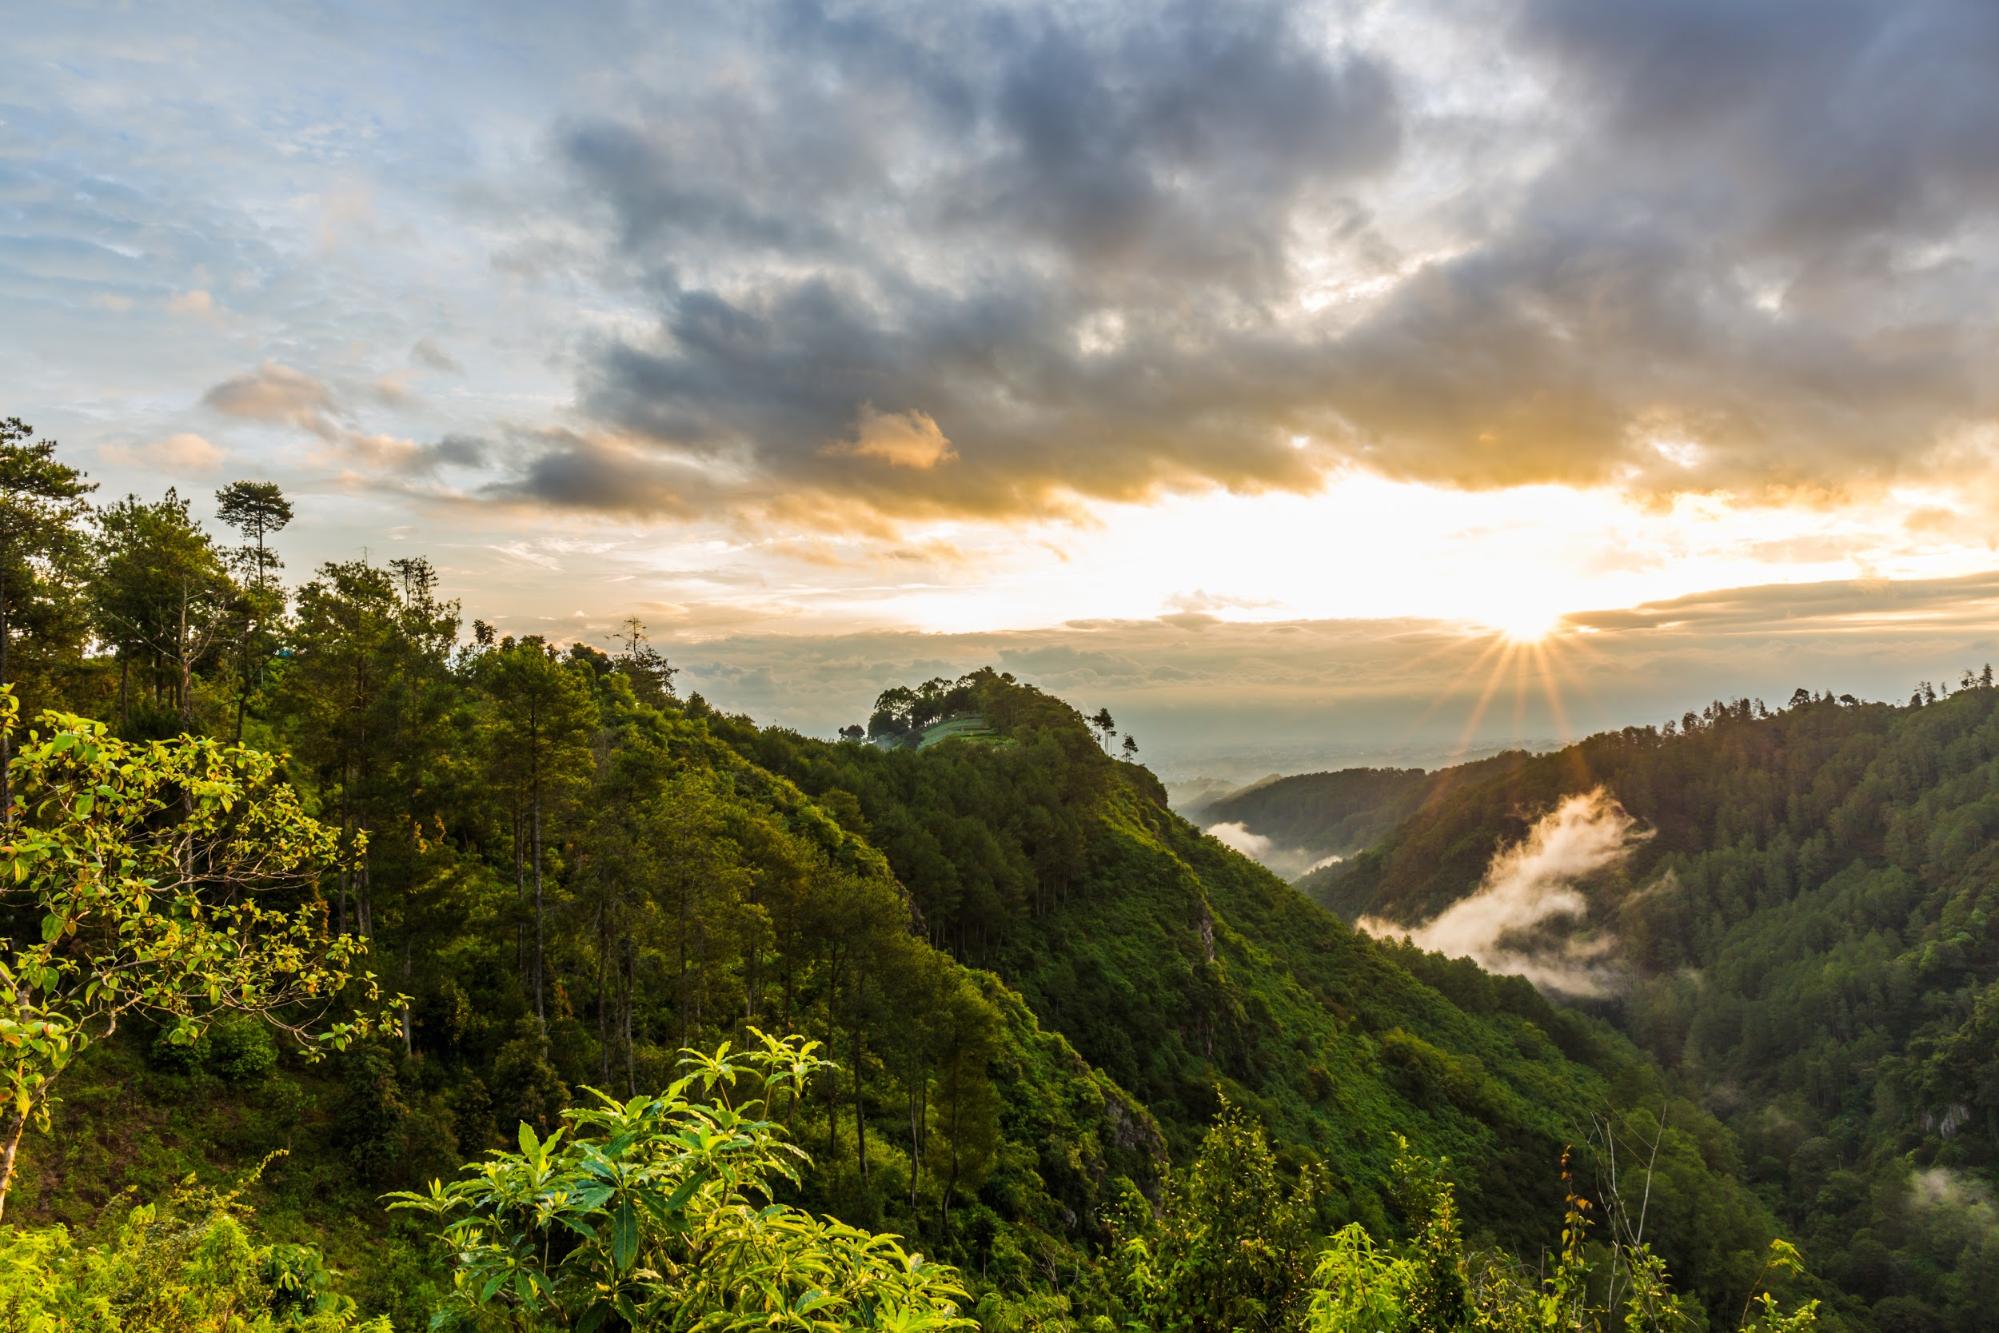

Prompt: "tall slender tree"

[479,639,597,1022]
[214,481,294,738]
[0,419,95,821]
[613,615,679,706]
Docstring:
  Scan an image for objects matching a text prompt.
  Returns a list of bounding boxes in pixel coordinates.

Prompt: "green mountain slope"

[1186,766,1432,871]
[1312,685,1999,1329]
[719,671,1814,1322]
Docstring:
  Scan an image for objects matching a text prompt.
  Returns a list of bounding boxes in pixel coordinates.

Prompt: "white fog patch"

[1911,1167,1999,1229]
[1206,821,1274,860]
[1359,787,1649,996]
[1206,824,1348,880]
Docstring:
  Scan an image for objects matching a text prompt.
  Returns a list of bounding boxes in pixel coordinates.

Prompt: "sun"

[1487,605,1565,643]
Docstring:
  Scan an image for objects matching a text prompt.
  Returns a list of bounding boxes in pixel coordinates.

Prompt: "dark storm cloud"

[485,431,715,518]
[1513,0,1999,251]
[1351,0,1999,494]
[483,0,1999,522]
[504,0,1402,519]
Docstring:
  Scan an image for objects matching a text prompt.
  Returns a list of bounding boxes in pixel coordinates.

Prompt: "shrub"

[209,1014,281,1084]
[0,1170,380,1331]
[391,1030,973,1331]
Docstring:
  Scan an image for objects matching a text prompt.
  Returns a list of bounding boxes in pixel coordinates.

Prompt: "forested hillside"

[1186,767,1435,874]
[1315,685,1999,1329]
[0,421,1825,1328]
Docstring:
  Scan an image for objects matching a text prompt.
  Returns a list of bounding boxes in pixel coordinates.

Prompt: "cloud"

[1568,570,1999,635]
[1206,821,1275,860]
[1358,788,1649,995]
[823,405,956,469]
[101,431,227,472]
[471,0,1999,529]
[1909,1166,1999,1242]
[410,338,462,374]
[203,361,342,438]
[485,431,714,517]
[31,0,1999,548]
[1206,819,1350,880]
[199,362,486,479]
[517,0,1398,523]
[166,288,217,318]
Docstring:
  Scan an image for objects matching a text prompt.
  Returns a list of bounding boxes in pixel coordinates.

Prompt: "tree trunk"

[622,942,636,1097]
[676,871,690,1049]
[0,1109,27,1223]
[176,584,193,726]
[0,580,11,824]
[402,934,415,1057]
[596,895,610,1082]
[532,768,545,1024]
[909,1085,922,1212]
[852,996,868,1184]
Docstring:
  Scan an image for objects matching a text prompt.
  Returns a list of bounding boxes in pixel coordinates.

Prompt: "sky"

[8,0,1999,779]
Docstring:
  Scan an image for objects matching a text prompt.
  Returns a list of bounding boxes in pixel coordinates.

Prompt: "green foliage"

[0,417,97,746]
[390,1031,973,1331]
[0,690,401,1215]
[90,488,235,731]
[209,1014,282,1084]
[0,450,1925,1327]
[0,1168,381,1330]
[1305,1143,1818,1333]
[1108,1101,1324,1331]
[1322,682,1999,1327]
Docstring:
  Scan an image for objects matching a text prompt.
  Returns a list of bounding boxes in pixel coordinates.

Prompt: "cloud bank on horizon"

[8,0,1999,674]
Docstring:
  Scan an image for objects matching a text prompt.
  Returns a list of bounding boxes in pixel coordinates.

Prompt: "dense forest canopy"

[1227,684,1999,1329]
[0,418,1896,1329]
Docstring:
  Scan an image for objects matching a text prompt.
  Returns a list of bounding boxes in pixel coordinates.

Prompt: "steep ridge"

[1313,685,1999,1329]
[719,670,1812,1321]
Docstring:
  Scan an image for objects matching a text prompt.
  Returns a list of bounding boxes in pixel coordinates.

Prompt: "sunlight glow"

[1488,606,1565,644]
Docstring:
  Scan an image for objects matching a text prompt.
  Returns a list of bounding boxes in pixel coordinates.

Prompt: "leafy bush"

[210,1014,281,1084]
[1305,1143,1820,1333]
[391,1030,973,1331]
[0,1169,381,1331]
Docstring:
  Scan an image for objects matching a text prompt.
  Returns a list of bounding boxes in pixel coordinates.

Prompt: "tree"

[92,490,235,731]
[0,419,95,820]
[0,688,400,1218]
[1304,1143,1819,1332]
[213,481,293,592]
[285,563,417,939]
[1122,732,1139,761]
[840,724,866,742]
[214,481,295,740]
[1089,707,1117,751]
[613,615,678,706]
[1112,1100,1324,1330]
[389,1032,973,1330]
[479,639,598,1021]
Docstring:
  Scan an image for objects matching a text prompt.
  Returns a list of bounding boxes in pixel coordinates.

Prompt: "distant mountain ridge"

[1296,684,1999,1328]
[1186,765,1435,877]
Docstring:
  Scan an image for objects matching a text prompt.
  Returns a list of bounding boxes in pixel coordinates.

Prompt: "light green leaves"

[389,1033,974,1331]
[0,689,403,1214]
